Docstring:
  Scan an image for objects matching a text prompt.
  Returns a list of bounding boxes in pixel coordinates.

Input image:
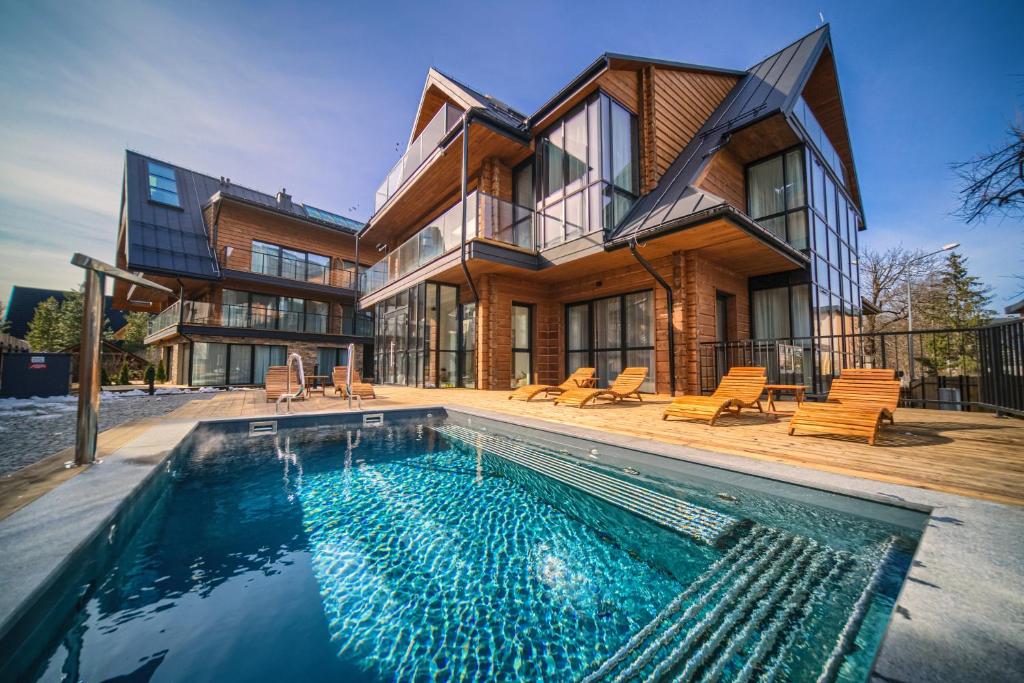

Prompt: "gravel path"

[0,392,217,477]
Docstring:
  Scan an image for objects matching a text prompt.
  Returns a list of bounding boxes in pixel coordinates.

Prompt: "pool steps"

[434,424,742,546]
[435,424,896,682]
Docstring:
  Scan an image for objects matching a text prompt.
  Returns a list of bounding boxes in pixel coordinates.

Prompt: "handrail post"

[74,267,105,466]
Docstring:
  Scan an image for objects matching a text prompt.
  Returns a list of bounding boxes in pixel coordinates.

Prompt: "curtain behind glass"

[593,297,620,349]
[191,342,227,386]
[753,287,790,340]
[228,345,252,385]
[790,285,811,337]
[624,292,653,347]
[749,157,784,219]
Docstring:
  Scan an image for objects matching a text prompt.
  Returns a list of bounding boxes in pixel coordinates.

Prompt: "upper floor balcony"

[146,299,373,343]
[374,102,463,214]
[363,190,534,295]
[220,243,358,292]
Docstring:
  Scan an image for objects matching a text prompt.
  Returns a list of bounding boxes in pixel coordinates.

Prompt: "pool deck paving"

[172,386,1024,507]
[1,387,1022,682]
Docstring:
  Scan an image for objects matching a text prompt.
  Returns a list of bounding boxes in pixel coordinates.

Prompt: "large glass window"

[534,92,638,247]
[565,290,654,393]
[147,161,180,207]
[373,283,475,389]
[219,290,331,334]
[249,241,332,285]
[317,347,349,380]
[747,148,808,250]
[193,342,286,386]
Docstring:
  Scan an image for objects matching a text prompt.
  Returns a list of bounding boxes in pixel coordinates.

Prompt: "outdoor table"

[305,374,329,396]
[763,383,806,418]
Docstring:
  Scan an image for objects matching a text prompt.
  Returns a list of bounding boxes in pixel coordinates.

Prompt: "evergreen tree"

[916,252,995,375]
[25,297,62,351]
[918,252,994,328]
[156,358,167,383]
[118,361,131,386]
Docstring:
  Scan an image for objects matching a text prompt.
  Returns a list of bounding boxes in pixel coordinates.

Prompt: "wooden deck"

[173,386,1024,507]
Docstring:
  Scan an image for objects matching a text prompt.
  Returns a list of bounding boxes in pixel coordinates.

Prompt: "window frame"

[563,289,655,391]
[744,145,809,249]
[511,302,533,388]
[249,239,333,284]
[219,288,330,334]
[146,160,182,209]
[532,90,639,248]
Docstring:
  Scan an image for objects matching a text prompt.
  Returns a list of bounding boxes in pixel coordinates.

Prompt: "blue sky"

[1,0,1021,308]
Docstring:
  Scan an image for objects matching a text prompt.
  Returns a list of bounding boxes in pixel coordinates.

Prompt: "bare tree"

[953,122,1024,224]
[860,247,941,334]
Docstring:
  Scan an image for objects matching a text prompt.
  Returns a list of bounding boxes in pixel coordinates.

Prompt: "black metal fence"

[698,318,1024,414]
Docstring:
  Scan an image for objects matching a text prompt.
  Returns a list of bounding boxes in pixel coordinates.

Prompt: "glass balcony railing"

[374,103,463,213]
[147,301,373,338]
[221,245,358,290]
[362,191,536,295]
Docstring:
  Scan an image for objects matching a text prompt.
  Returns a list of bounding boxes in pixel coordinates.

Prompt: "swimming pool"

[3,409,925,682]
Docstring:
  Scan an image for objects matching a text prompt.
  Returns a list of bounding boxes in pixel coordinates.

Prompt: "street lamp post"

[903,242,959,405]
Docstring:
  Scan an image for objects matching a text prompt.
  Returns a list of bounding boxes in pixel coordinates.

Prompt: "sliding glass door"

[565,290,655,393]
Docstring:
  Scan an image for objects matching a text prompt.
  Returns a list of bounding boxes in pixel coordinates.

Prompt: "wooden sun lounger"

[332,366,376,399]
[788,376,902,445]
[508,367,595,401]
[662,367,766,425]
[265,366,302,402]
[840,368,897,381]
[553,367,648,408]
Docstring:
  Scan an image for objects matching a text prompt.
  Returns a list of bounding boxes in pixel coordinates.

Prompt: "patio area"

[172,386,1024,506]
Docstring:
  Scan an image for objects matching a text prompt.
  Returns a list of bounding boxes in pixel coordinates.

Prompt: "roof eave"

[606,204,809,268]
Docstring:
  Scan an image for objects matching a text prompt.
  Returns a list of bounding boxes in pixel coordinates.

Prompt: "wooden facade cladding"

[694,148,746,210]
[212,201,358,274]
[650,69,738,183]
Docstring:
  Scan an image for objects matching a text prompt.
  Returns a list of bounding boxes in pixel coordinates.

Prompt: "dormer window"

[147,161,180,207]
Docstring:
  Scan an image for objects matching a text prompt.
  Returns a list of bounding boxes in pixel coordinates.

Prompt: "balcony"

[374,103,463,213]
[146,300,373,341]
[363,191,535,294]
[220,244,358,291]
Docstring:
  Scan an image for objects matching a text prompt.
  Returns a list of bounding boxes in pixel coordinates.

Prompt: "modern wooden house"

[357,25,863,395]
[113,151,373,386]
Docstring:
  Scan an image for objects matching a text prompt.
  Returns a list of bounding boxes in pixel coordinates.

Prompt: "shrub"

[118,361,131,386]
[101,367,111,386]
[144,364,156,395]
[155,358,167,383]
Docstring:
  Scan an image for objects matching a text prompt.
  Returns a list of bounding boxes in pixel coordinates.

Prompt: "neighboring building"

[1005,299,1024,318]
[357,25,863,394]
[112,151,372,387]
[3,286,128,340]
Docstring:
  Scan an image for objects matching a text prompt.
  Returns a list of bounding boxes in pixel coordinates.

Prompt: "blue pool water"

[14,413,923,682]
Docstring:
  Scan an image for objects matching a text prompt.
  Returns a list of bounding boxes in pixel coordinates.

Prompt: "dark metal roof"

[430,68,528,132]
[122,151,363,280]
[609,25,831,244]
[3,286,127,339]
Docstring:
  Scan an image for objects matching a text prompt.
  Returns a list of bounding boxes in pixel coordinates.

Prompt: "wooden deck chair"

[553,367,648,408]
[508,367,595,401]
[662,367,767,425]
[840,368,897,381]
[265,366,302,402]
[332,366,376,399]
[788,377,902,445]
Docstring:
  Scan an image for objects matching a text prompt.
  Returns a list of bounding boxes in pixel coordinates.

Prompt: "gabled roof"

[610,25,840,244]
[408,68,527,147]
[121,151,363,280]
[3,286,127,339]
